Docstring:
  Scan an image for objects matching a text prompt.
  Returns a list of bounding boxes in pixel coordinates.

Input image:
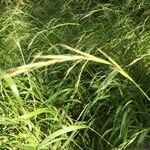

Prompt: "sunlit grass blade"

[18,145,36,150]
[0,69,25,113]
[16,108,54,120]
[75,61,87,90]
[7,58,80,77]
[34,55,86,60]
[60,44,111,65]
[37,125,87,149]
[0,69,21,102]
[117,130,147,150]
[128,53,150,67]
[98,49,150,101]
[0,108,54,125]
[6,52,110,77]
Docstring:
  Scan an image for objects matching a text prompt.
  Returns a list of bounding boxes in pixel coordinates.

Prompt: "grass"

[0,0,150,149]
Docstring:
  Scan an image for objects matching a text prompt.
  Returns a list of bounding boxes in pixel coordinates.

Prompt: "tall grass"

[0,0,150,149]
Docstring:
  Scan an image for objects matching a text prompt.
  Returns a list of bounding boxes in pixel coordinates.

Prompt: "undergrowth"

[0,0,150,150]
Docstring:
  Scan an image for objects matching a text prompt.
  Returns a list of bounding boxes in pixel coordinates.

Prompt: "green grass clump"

[0,0,150,149]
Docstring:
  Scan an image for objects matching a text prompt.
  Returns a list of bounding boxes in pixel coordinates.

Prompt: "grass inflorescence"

[0,0,150,149]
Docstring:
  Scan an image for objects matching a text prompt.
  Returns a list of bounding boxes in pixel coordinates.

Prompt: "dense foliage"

[0,0,150,149]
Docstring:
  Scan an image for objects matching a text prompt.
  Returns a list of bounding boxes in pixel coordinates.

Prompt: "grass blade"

[37,125,87,149]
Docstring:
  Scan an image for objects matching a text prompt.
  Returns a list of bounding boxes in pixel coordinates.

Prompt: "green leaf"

[37,125,87,149]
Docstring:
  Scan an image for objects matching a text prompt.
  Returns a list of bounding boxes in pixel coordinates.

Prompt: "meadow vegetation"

[0,0,150,149]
